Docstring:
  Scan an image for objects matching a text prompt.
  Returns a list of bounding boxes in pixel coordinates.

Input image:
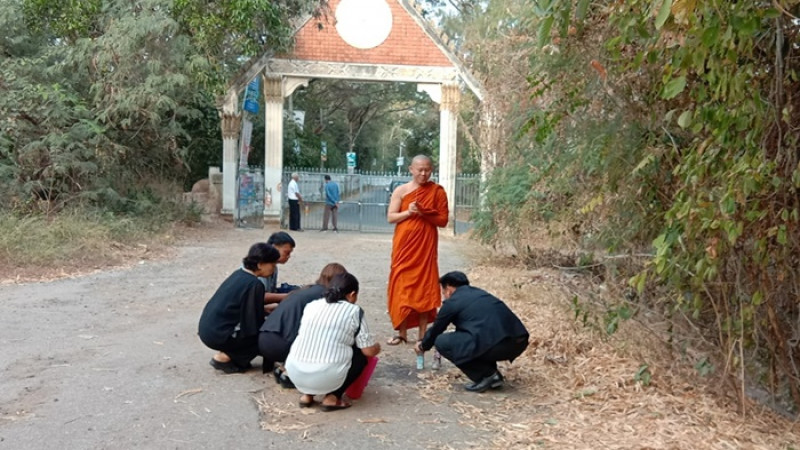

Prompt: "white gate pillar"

[219,93,241,214]
[263,75,284,219]
[439,83,460,231]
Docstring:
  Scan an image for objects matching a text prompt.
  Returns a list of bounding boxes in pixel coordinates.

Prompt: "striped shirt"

[285,299,374,394]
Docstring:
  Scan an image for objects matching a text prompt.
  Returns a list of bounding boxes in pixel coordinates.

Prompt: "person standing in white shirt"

[287,172,304,231]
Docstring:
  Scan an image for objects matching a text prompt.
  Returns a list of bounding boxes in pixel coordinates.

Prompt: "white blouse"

[285,299,374,394]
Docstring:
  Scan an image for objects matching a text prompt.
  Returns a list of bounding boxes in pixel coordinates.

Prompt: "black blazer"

[198,269,266,346]
[260,284,326,343]
[420,285,528,365]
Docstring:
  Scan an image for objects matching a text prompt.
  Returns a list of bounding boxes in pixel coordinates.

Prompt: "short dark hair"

[242,243,280,270]
[324,273,359,303]
[439,271,470,288]
[267,231,295,248]
[324,174,331,181]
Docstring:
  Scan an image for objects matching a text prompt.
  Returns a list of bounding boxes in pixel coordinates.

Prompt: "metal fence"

[280,168,479,234]
[454,174,480,235]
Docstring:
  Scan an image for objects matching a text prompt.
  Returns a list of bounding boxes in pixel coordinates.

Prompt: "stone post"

[219,110,241,214]
[263,75,284,220]
[439,83,460,233]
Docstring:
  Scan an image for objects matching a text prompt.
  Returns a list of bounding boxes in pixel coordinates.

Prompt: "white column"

[263,75,284,219]
[439,83,460,232]
[219,108,241,215]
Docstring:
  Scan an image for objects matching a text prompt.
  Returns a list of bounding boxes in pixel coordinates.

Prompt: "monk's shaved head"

[409,154,433,185]
[411,154,432,166]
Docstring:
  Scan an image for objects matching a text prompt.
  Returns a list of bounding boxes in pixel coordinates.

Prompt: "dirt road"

[0,224,492,449]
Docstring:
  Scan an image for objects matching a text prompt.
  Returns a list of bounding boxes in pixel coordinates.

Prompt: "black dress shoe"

[279,374,296,389]
[272,367,296,388]
[464,371,504,393]
[210,358,246,374]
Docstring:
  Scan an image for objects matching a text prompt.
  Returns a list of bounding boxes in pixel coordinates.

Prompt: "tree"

[288,80,439,171]
[1,0,316,212]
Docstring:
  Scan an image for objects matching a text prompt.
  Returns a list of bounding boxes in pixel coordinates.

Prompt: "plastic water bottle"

[416,353,424,370]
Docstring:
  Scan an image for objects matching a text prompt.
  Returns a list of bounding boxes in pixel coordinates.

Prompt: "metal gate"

[280,168,478,234]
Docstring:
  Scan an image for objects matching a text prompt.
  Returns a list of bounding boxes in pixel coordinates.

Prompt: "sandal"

[299,395,315,408]
[321,399,351,412]
[386,335,407,346]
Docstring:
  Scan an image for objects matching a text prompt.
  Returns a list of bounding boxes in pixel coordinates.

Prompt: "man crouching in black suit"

[415,271,529,392]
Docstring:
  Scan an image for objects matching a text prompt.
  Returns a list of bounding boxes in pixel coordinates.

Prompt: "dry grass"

[419,260,800,449]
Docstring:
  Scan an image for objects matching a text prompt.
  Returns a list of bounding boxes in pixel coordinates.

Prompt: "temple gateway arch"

[218,0,483,227]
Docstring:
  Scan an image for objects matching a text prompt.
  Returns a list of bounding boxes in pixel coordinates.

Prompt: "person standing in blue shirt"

[320,174,340,232]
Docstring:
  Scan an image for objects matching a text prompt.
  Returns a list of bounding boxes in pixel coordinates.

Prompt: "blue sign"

[243,78,260,114]
[346,152,356,168]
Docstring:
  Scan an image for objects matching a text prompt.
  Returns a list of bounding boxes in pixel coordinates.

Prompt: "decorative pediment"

[225,0,483,106]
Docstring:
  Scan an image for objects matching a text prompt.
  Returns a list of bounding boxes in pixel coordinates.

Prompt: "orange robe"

[387,182,449,330]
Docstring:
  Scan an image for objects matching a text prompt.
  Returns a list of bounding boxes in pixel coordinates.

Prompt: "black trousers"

[200,333,260,369]
[288,199,301,230]
[331,348,367,399]
[436,334,529,383]
[258,331,291,373]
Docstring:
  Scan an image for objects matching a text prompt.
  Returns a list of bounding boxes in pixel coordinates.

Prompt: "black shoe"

[272,366,295,388]
[210,358,246,374]
[464,371,504,392]
[279,374,295,389]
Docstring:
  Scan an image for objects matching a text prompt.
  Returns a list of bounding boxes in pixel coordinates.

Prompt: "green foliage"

[634,364,652,386]
[695,357,715,377]
[604,304,633,336]
[0,200,199,267]
[461,0,800,407]
[286,80,446,172]
[2,0,314,211]
[172,0,318,90]
[22,0,102,41]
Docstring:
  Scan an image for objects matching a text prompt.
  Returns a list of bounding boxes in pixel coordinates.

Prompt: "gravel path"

[0,224,492,449]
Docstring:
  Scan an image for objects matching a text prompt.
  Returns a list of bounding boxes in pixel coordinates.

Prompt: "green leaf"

[677,110,692,128]
[777,225,788,245]
[634,364,651,386]
[634,273,647,294]
[662,76,686,99]
[606,315,619,335]
[576,0,591,20]
[701,25,719,47]
[574,387,598,398]
[538,16,555,47]
[655,0,672,29]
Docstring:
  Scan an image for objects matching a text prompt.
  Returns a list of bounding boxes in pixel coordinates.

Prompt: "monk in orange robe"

[386,155,449,346]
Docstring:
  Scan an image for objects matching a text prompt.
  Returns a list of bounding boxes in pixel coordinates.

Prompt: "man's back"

[445,286,528,342]
[260,284,325,342]
[325,181,340,205]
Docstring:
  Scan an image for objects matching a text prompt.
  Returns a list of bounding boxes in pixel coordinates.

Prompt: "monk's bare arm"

[387,186,414,223]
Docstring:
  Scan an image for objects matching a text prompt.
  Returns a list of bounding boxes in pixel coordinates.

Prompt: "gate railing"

[280,168,479,234]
